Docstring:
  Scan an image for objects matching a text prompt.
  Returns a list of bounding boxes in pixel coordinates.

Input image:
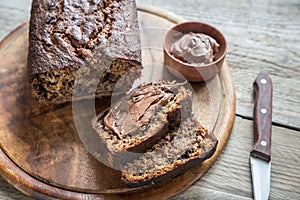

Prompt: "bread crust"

[28,0,142,104]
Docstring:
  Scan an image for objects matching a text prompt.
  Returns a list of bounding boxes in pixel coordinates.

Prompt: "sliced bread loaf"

[121,117,218,187]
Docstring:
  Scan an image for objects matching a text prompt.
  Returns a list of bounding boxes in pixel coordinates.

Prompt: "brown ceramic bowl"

[164,21,227,82]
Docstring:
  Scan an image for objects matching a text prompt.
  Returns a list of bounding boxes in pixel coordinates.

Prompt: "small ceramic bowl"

[163,21,227,82]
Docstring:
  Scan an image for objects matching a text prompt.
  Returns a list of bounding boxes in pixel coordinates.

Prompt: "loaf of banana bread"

[28,0,142,104]
[91,81,192,154]
[121,117,218,187]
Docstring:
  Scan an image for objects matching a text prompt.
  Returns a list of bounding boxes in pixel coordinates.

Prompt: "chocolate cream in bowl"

[171,32,220,65]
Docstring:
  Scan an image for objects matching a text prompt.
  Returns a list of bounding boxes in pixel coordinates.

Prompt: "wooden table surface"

[0,0,299,199]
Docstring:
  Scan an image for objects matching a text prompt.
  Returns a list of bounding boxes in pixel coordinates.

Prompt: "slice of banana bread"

[121,117,218,187]
[28,0,142,104]
[91,81,192,154]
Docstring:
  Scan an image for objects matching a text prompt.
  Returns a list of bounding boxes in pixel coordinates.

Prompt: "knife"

[250,73,272,200]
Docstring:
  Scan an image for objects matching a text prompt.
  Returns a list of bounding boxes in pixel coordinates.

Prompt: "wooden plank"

[0,178,33,200]
[0,0,31,41]
[171,186,252,200]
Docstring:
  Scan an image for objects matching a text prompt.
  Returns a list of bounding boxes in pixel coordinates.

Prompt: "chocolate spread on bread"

[103,82,186,139]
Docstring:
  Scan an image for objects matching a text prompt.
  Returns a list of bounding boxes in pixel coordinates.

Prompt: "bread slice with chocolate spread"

[91,81,218,187]
[91,81,192,153]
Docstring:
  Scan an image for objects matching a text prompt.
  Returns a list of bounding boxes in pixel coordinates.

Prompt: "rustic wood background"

[0,0,299,199]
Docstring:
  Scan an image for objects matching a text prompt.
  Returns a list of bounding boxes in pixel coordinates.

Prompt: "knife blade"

[250,73,272,200]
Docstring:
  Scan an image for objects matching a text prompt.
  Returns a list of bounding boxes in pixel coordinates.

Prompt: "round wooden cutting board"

[0,6,235,200]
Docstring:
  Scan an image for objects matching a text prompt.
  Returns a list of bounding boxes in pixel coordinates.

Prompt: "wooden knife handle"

[251,73,272,162]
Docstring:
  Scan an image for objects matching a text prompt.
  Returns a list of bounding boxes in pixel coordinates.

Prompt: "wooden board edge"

[214,61,237,160]
[0,146,106,200]
[0,22,29,54]
[167,61,236,198]
[137,5,186,24]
